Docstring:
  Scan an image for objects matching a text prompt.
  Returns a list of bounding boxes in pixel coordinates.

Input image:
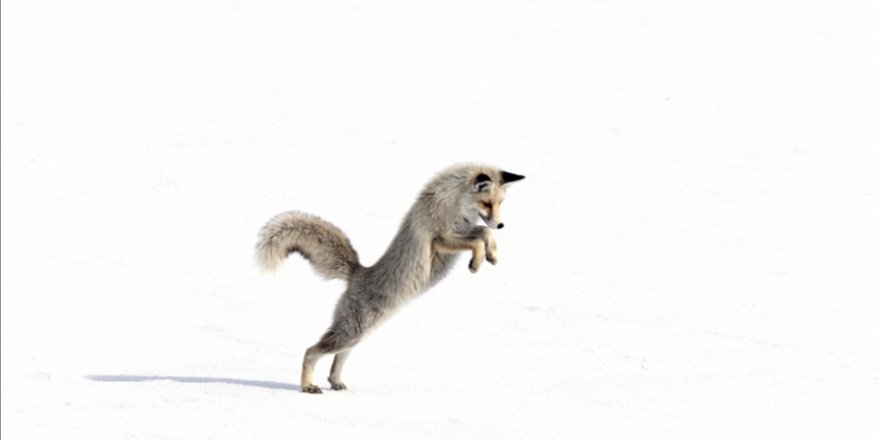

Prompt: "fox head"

[471,170,525,229]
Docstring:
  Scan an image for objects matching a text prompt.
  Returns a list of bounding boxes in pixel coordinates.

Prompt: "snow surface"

[2,0,878,438]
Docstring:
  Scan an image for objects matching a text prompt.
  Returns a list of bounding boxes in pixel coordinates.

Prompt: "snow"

[1,0,877,438]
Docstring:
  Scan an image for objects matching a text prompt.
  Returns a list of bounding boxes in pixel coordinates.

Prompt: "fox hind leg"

[329,350,351,390]
[301,344,327,394]
[301,330,357,394]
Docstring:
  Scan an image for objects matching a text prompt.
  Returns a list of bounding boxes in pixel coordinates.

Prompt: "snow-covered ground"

[2,1,877,438]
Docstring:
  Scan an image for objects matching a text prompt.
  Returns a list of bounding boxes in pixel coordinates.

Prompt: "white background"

[2,1,877,438]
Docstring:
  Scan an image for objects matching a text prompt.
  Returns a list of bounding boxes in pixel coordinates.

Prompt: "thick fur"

[255,163,523,393]
[256,212,361,281]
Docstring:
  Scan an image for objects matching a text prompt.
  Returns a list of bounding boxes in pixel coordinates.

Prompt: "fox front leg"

[433,228,493,273]
[465,226,498,267]
[479,227,498,265]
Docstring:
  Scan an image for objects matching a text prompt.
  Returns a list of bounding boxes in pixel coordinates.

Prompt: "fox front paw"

[486,252,497,265]
[469,259,481,273]
[330,382,347,391]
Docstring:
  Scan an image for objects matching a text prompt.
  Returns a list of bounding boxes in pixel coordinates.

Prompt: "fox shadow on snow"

[85,375,301,391]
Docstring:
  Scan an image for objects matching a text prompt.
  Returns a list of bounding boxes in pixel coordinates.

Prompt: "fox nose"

[497,223,504,229]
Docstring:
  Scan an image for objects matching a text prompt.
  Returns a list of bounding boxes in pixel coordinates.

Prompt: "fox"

[255,163,524,393]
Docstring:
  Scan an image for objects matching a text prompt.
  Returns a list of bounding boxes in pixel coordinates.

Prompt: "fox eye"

[481,202,492,209]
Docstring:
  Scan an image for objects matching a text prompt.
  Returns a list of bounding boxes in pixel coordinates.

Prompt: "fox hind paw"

[301,384,323,394]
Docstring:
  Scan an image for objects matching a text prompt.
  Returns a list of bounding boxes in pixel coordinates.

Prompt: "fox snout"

[486,220,504,230]
[480,214,504,230]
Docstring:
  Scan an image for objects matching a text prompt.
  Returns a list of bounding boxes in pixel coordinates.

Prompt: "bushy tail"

[255,211,361,281]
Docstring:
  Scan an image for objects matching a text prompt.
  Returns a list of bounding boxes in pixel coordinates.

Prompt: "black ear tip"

[500,171,525,183]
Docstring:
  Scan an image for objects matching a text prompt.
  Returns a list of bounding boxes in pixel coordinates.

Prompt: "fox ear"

[473,173,494,193]
[500,171,525,186]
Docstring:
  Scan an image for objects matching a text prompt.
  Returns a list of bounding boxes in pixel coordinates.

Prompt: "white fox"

[255,164,524,393]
